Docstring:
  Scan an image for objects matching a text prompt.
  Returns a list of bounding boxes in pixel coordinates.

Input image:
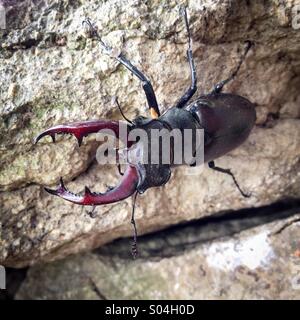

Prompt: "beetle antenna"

[115,97,133,125]
[131,191,139,259]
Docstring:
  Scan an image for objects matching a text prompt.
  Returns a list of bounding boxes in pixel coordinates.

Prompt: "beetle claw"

[243,191,252,198]
[43,165,139,206]
[37,120,137,206]
[34,120,131,146]
[87,206,98,218]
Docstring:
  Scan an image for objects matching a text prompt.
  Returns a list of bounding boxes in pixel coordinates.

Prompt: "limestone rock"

[15,212,300,299]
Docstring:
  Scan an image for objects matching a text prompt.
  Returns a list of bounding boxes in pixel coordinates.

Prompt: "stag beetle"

[35,8,256,257]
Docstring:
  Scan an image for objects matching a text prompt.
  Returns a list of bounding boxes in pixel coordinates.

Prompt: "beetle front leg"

[175,6,197,109]
[115,55,160,119]
[210,41,253,95]
[208,161,251,198]
[83,19,160,119]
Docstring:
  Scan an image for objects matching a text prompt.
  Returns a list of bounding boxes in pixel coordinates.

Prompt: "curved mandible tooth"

[44,186,59,196]
[44,177,66,196]
[84,186,92,195]
[77,136,83,147]
[59,177,66,190]
[44,165,139,206]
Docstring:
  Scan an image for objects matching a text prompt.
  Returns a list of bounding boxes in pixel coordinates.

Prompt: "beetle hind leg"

[208,161,251,198]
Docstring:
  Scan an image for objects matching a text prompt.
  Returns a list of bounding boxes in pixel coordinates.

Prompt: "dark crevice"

[0,267,28,300]
[1,37,43,53]
[1,33,69,57]
[95,198,300,260]
[19,38,41,50]
[261,112,280,128]
[2,198,300,300]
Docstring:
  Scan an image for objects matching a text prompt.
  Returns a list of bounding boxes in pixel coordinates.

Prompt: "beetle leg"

[87,205,97,218]
[44,165,140,205]
[131,191,139,259]
[208,161,251,198]
[34,120,131,147]
[83,18,160,119]
[210,41,253,95]
[113,145,124,175]
[175,6,197,109]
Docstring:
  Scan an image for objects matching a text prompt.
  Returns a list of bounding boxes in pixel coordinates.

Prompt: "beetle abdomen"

[186,93,256,162]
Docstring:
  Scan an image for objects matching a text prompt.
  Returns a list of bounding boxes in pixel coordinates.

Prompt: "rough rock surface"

[15,210,300,300]
[1,0,300,267]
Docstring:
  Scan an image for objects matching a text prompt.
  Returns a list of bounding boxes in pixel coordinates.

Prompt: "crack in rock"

[96,199,300,259]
